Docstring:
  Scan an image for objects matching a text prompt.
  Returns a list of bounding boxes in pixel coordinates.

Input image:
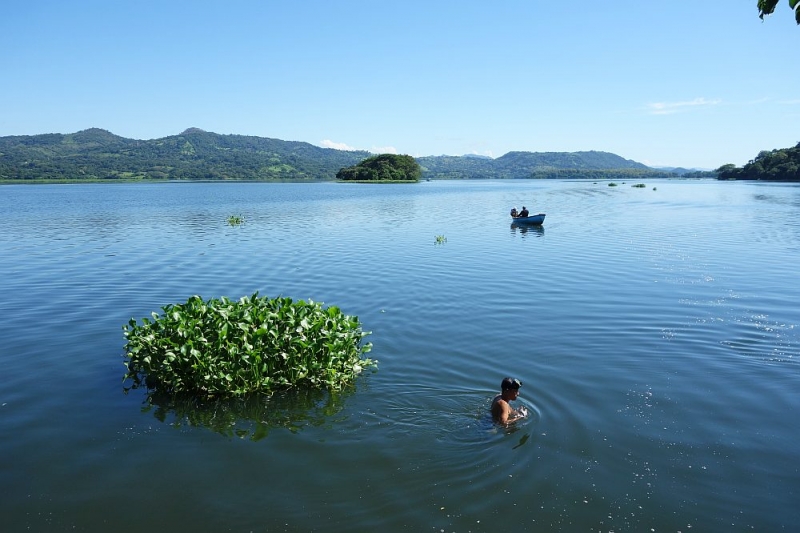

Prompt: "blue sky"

[1,1,797,169]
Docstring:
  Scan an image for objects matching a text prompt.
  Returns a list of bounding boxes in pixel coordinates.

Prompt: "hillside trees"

[1,129,682,182]
[0,129,371,181]
[716,142,800,181]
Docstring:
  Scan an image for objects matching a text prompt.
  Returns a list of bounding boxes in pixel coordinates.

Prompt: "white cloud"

[319,140,400,154]
[319,139,358,151]
[646,97,721,115]
[370,145,398,154]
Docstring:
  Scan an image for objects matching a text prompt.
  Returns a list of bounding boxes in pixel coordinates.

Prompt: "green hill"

[1,128,667,182]
[417,150,659,180]
[0,128,372,181]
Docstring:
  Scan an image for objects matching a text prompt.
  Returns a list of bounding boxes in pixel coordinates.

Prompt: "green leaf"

[758,0,780,18]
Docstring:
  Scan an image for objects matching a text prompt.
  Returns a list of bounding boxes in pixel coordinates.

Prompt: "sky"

[1,1,798,170]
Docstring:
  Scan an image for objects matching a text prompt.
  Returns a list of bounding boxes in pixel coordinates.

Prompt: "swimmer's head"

[501,377,522,391]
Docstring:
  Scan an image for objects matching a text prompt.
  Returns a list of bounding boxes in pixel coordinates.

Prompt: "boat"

[511,213,546,225]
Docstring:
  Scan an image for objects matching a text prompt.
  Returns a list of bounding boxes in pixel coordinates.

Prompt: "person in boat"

[491,377,528,425]
[510,207,518,218]
[518,206,529,218]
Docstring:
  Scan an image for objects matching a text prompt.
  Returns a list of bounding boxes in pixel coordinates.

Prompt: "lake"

[1,179,798,532]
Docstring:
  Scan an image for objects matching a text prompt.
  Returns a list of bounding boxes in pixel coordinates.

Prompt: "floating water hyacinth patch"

[227,214,245,226]
[123,293,374,398]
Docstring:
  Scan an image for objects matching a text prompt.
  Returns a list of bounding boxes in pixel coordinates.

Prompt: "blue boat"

[511,213,546,225]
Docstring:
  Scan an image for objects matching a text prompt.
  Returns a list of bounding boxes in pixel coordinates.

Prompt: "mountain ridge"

[0,128,669,181]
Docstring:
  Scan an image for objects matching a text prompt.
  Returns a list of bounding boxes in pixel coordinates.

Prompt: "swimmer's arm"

[497,404,527,425]
[507,406,529,424]
[494,401,512,424]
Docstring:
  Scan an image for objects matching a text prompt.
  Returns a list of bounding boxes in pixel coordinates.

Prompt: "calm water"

[1,179,798,532]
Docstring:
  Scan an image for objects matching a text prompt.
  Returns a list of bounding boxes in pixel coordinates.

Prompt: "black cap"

[501,377,522,390]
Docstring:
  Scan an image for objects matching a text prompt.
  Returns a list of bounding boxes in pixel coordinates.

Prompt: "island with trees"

[336,154,421,182]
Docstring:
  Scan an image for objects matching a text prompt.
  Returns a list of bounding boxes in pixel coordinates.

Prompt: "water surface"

[0,179,798,531]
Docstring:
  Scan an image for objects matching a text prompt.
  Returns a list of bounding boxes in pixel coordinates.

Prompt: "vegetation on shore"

[336,154,421,182]
[0,128,671,182]
[529,168,670,181]
[3,127,798,183]
[123,293,374,398]
[716,142,800,181]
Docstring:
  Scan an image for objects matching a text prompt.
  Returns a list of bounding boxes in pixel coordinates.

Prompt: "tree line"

[5,128,797,183]
[717,142,800,181]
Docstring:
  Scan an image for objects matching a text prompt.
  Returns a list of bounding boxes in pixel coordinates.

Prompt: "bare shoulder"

[491,395,508,416]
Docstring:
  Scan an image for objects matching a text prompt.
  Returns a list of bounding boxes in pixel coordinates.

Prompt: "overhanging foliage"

[758,0,800,24]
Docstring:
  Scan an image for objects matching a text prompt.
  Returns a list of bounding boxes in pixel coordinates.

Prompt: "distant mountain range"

[653,165,712,175]
[0,128,684,181]
[417,151,662,180]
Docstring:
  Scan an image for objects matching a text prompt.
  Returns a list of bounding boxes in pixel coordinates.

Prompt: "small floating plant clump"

[632,183,647,188]
[123,293,374,398]
[227,214,245,226]
[435,235,447,245]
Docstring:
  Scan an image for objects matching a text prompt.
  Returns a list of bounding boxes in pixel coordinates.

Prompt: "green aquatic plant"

[632,183,647,188]
[435,235,447,244]
[227,214,245,226]
[123,293,374,398]
[608,182,618,187]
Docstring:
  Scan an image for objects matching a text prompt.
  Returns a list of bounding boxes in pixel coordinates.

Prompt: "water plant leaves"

[123,292,375,398]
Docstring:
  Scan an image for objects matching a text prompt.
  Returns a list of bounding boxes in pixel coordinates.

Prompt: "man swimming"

[491,377,528,425]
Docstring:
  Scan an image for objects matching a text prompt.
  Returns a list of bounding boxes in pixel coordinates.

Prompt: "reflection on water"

[136,385,354,440]
[511,432,530,449]
[510,222,545,237]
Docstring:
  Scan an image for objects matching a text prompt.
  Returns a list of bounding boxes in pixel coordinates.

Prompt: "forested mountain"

[0,128,372,181]
[1,128,668,182]
[417,150,662,180]
[716,142,800,181]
